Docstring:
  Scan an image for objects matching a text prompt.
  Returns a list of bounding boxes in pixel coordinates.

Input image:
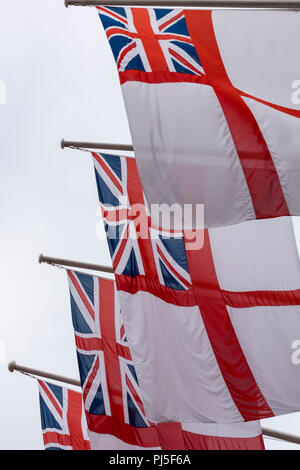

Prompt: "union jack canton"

[67,270,161,448]
[38,380,90,450]
[97,6,204,78]
[92,152,194,305]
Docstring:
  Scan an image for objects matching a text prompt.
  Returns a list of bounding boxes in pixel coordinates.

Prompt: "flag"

[38,380,90,450]
[91,151,300,424]
[67,270,160,450]
[97,7,300,228]
[67,270,264,450]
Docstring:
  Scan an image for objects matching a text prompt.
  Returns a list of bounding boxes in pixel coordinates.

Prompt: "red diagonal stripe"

[83,356,99,404]
[157,244,191,289]
[112,224,130,270]
[126,158,158,279]
[168,48,203,75]
[68,271,95,322]
[92,152,123,194]
[158,11,184,32]
[126,374,147,418]
[106,28,138,40]
[39,381,62,419]
[117,342,132,361]
[169,48,203,75]
[117,42,137,70]
[96,6,128,25]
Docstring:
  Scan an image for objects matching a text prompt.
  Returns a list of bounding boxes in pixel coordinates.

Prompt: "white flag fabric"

[97,7,300,228]
[91,151,300,424]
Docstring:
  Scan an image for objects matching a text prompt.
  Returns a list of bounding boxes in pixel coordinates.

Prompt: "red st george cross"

[110,8,300,221]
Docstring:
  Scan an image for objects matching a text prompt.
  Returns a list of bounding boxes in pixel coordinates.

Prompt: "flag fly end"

[8,361,16,373]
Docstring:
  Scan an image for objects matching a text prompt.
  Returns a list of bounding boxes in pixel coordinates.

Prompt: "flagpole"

[262,428,300,445]
[65,0,300,9]
[39,254,114,274]
[61,139,134,152]
[8,361,81,387]
[7,362,300,445]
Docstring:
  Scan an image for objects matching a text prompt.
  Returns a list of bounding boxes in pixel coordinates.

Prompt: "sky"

[0,0,299,450]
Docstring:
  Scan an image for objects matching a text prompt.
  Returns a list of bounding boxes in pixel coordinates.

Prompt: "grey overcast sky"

[0,0,299,450]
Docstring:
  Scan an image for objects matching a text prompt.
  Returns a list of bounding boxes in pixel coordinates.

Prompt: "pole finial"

[60,139,65,149]
[8,361,16,373]
[38,254,44,264]
[64,0,69,7]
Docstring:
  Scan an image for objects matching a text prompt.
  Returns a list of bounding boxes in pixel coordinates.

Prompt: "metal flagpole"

[39,254,114,274]
[7,362,300,445]
[8,361,81,387]
[61,139,134,152]
[262,428,300,445]
[65,0,300,10]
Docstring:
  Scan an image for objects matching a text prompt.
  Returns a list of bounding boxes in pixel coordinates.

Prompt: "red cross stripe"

[131,8,169,72]
[184,10,289,220]
[97,278,126,420]
[66,389,90,450]
[185,225,300,419]
[126,158,159,280]
[185,230,274,421]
